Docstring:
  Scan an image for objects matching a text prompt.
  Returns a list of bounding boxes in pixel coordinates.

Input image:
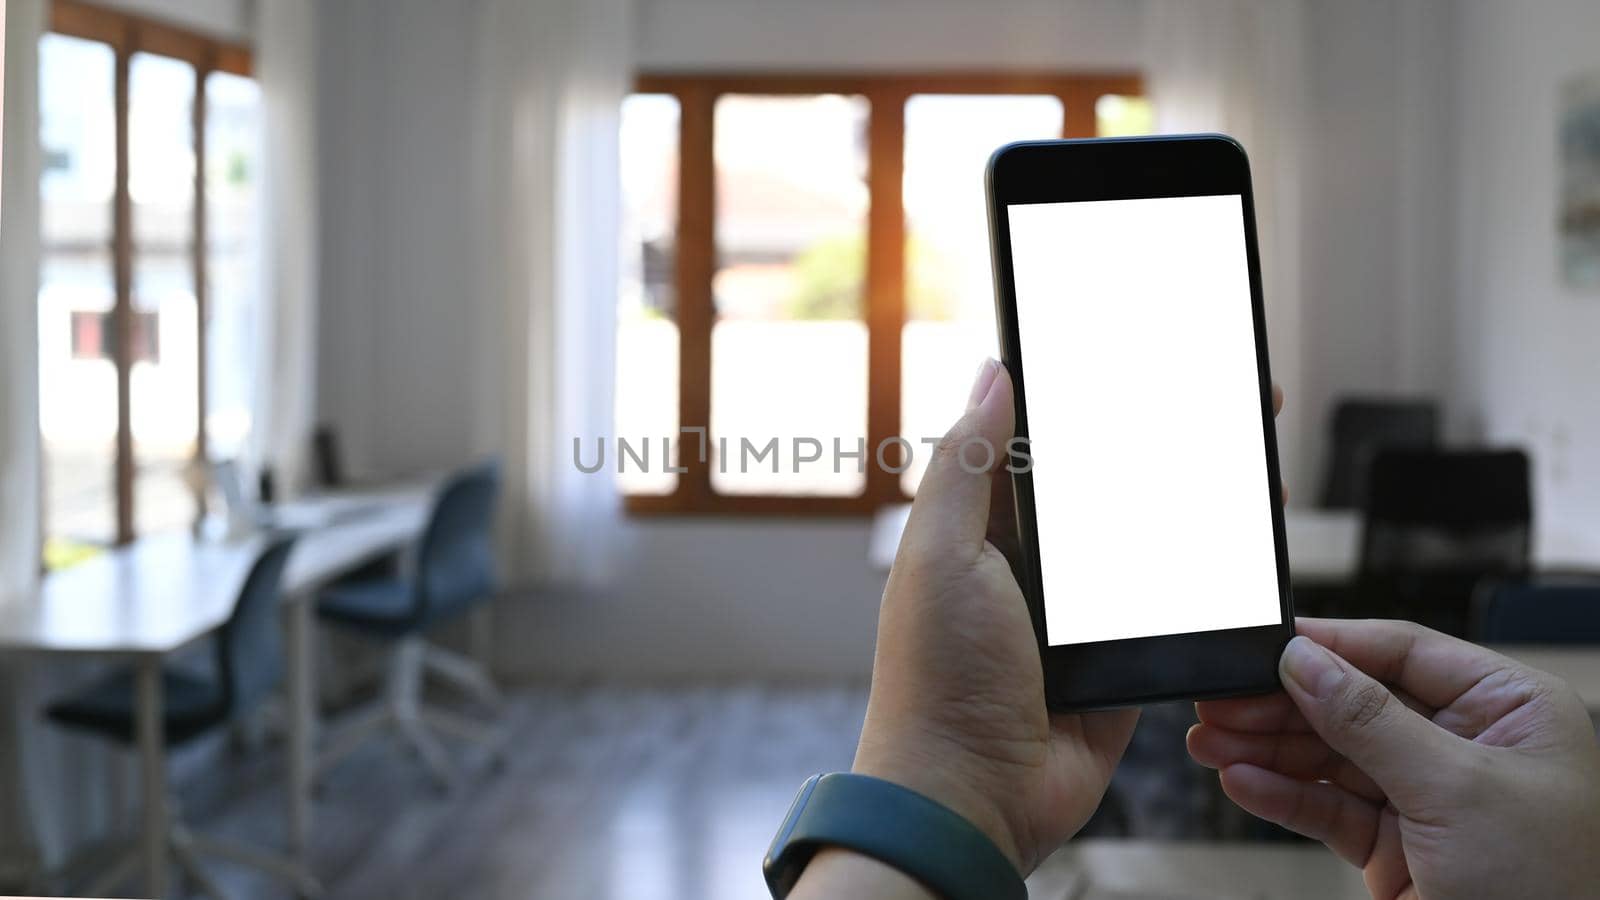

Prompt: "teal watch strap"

[762,773,1026,900]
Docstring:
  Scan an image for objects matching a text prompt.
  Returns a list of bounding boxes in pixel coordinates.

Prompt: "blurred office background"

[1,0,1598,898]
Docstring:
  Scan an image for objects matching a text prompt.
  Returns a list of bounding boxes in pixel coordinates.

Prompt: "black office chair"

[1354,449,1532,636]
[314,461,504,788]
[1475,577,1600,644]
[1319,397,1439,509]
[46,537,320,898]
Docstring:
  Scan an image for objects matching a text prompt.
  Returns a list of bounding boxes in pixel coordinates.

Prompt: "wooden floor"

[43,685,1351,899]
[178,685,865,899]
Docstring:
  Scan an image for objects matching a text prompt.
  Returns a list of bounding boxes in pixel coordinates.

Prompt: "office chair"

[1319,397,1439,509]
[1355,449,1532,636]
[315,461,504,789]
[45,537,320,899]
[1475,577,1600,644]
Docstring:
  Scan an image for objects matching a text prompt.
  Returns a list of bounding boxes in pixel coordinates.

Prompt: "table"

[867,504,1600,709]
[869,504,1600,581]
[0,484,431,897]
[1028,838,1366,899]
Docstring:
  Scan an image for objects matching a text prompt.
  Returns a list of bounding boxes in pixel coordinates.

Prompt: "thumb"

[1278,635,1468,810]
[898,359,1015,565]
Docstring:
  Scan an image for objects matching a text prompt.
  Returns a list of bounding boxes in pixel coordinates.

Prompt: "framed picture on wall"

[1560,71,1600,291]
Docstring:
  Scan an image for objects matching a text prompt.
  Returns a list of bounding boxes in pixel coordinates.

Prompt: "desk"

[868,504,1600,581]
[0,484,431,897]
[866,504,1600,710]
[1028,838,1366,899]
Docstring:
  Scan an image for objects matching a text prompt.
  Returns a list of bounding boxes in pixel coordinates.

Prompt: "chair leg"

[187,833,325,897]
[422,642,503,710]
[170,827,229,900]
[397,713,457,790]
[393,638,458,790]
[421,707,510,771]
[315,702,394,778]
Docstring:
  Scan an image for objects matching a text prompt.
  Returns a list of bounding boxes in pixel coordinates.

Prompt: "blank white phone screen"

[1007,194,1281,646]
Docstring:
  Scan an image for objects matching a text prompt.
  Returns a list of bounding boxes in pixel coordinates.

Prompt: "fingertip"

[964,358,1000,411]
[976,362,1014,426]
[1184,723,1220,768]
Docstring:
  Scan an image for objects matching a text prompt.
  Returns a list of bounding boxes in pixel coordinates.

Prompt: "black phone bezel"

[985,135,1296,711]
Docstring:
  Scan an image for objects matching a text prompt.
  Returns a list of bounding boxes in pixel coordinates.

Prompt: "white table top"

[1028,838,1365,900]
[869,503,1600,581]
[0,486,431,656]
[866,504,1600,709]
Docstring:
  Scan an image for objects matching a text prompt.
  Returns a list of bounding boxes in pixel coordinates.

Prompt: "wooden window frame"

[624,71,1142,518]
[47,0,253,547]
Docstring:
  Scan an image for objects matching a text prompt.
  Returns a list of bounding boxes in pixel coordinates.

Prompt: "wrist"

[789,848,938,900]
[852,738,1027,873]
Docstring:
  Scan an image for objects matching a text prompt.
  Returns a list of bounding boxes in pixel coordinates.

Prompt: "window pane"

[901,94,1062,494]
[39,33,117,564]
[1096,94,1154,137]
[711,94,869,496]
[129,52,199,535]
[205,71,261,462]
[616,93,680,495]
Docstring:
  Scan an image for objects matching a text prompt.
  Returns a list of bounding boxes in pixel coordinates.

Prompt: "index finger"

[1294,618,1534,710]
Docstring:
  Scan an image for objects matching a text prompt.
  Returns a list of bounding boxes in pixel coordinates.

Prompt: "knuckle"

[1338,680,1392,733]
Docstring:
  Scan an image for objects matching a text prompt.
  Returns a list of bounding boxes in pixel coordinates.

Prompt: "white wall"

[637,0,1141,70]
[316,0,1145,680]
[1452,0,1600,528]
[1295,0,1459,499]
[312,0,1477,680]
[315,0,479,478]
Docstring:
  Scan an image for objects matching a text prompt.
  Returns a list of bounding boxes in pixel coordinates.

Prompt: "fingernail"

[1280,636,1344,700]
[967,359,1000,411]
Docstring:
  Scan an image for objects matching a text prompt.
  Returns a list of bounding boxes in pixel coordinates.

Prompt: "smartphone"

[985,135,1294,710]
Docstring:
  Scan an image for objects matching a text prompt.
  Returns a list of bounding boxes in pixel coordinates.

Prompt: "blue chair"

[1477,578,1600,644]
[315,461,503,788]
[46,537,320,898]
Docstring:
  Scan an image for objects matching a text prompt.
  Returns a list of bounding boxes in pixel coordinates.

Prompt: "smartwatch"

[762,773,1026,900]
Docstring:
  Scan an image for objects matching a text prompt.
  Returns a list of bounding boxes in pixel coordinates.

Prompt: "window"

[618,72,1144,515]
[38,1,255,566]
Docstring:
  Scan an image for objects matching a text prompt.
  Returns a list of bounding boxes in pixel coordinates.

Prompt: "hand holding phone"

[850,359,1141,876]
[987,135,1295,709]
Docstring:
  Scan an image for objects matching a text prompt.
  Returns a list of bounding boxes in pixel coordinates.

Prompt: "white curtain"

[1143,0,1311,497]
[469,0,632,585]
[0,0,47,876]
[0,0,38,616]
[1,0,126,877]
[254,0,320,497]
